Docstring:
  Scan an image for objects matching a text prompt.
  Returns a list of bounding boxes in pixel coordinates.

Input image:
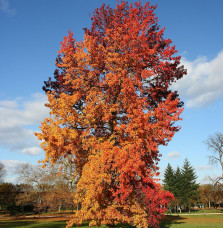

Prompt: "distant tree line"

[202,132,223,209]
[1,130,223,216]
[199,181,223,209]
[0,160,76,215]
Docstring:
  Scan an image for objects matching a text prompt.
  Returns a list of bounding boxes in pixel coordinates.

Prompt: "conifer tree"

[163,160,199,212]
[163,163,175,193]
[173,166,183,199]
[181,159,199,210]
[173,166,183,212]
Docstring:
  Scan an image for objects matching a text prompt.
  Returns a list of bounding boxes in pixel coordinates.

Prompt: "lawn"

[160,214,223,227]
[0,212,223,227]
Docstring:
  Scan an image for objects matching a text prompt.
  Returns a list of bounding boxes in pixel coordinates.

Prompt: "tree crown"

[36,1,186,227]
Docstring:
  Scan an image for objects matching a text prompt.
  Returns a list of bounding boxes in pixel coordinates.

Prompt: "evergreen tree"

[163,163,175,213]
[173,166,183,212]
[173,166,183,198]
[163,159,200,212]
[181,158,200,211]
[163,163,175,193]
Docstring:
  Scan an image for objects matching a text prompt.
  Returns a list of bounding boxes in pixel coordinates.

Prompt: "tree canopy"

[36,1,186,227]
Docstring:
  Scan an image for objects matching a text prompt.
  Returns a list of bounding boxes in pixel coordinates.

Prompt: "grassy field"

[160,214,223,227]
[0,211,223,227]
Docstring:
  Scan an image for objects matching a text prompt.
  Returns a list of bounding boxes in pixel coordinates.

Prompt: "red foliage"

[36,1,186,227]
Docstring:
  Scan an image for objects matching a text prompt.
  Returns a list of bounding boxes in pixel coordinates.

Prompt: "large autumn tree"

[36,1,186,227]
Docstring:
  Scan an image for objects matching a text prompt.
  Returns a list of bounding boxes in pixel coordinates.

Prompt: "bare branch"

[0,162,6,183]
[205,132,223,177]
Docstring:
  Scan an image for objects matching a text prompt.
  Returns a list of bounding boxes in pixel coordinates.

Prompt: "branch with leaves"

[36,1,186,227]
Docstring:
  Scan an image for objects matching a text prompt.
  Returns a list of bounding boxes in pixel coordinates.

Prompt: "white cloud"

[196,165,214,171]
[0,93,48,129]
[164,151,180,160]
[0,127,35,150]
[0,0,16,16]
[172,50,223,108]
[1,160,27,174]
[0,160,28,183]
[0,93,49,154]
[21,147,42,156]
[0,100,18,109]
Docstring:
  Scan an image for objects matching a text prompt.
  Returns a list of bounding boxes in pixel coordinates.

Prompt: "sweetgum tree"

[36,1,186,227]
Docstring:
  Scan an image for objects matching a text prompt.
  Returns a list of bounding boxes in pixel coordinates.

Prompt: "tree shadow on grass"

[0,220,38,227]
[75,218,185,228]
[113,217,186,228]
[74,222,135,228]
[115,224,135,227]
[0,220,68,228]
[0,216,187,228]
[30,221,68,228]
[160,215,186,228]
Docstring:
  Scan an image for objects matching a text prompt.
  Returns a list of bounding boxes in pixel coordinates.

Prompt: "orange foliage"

[36,1,186,227]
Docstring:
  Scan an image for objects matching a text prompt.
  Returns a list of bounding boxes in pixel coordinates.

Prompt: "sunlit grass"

[0,211,223,228]
[160,214,223,228]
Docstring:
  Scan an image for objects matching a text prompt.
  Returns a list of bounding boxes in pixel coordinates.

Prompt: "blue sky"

[0,0,223,183]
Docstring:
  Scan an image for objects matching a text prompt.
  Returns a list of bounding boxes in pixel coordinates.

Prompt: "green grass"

[193,208,223,213]
[0,213,223,227]
[0,220,66,228]
[0,220,87,228]
[160,214,223,228]
[0,220,116,228]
